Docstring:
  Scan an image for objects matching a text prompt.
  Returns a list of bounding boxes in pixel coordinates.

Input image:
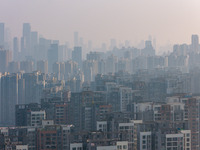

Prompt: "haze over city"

[1,0,200,51]
[1,1,200,150]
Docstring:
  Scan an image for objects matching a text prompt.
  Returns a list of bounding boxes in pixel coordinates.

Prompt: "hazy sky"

[1,0,200,49]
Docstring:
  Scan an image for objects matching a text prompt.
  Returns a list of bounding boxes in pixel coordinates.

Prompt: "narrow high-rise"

[0,23,4,47]
[48,44,58,73]
[72,47,82,69]
[21,23,31,56]
[191,34,199,52]
[13,37,19,60]
[0,73,18,126]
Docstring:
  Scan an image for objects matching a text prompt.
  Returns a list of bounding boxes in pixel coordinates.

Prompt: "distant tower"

[191,34,199,52]
[72,47,82,69]
[30,31,38,58]
[13,37,19,60]
[0,49,12,72]
[22,23,31,56]
[48,44,58,73]
[74,32,79,47]
[0,23,4,48]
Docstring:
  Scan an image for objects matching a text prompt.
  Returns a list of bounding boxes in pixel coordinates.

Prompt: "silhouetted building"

[0,49,12,72]
[13,37,19,60]
[191,34,199,52]
[0,73,18,126]
[0,23,4,47]
[48,44,58,73]
[72,47,82,70]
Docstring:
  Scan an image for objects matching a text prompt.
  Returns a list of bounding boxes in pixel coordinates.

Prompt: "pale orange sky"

[0,0,200,50]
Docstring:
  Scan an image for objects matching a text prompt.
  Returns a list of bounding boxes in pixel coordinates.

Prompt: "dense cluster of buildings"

[1,23,200,149]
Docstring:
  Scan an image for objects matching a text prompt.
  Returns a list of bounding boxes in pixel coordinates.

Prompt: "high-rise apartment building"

[0,49,12,73]
[72,47,82,69]
[191,34,199,52]
[0,73,18,126]
[0,23,5,47]
[21,23,31,57]
[48,44,58,73]
[13,37,19,60]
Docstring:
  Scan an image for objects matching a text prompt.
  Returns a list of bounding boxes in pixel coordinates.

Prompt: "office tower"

[0,73,18,126]
[47,44,58,73]
[72,47,82,69]
[0,49,12,73]
[37,60,48,74]
[13,37,19,60]
[21,23,31,56]
[191,34,199,52]
[30,31,38,59]
[74,31,79,47]
[0,23,4,47]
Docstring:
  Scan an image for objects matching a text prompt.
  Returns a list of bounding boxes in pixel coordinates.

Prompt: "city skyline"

[1,0,200,50]
[1,1,200,149]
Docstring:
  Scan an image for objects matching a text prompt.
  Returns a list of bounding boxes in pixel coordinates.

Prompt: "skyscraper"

[22,23,31,56]
[13,37,19,60]
[30,31,38,59]
[48,44,58,73]
[0,23,4,47]
[72,47,82,70]
[0,50,12,73]
[0,73,18,126]
[191,34,199,52]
